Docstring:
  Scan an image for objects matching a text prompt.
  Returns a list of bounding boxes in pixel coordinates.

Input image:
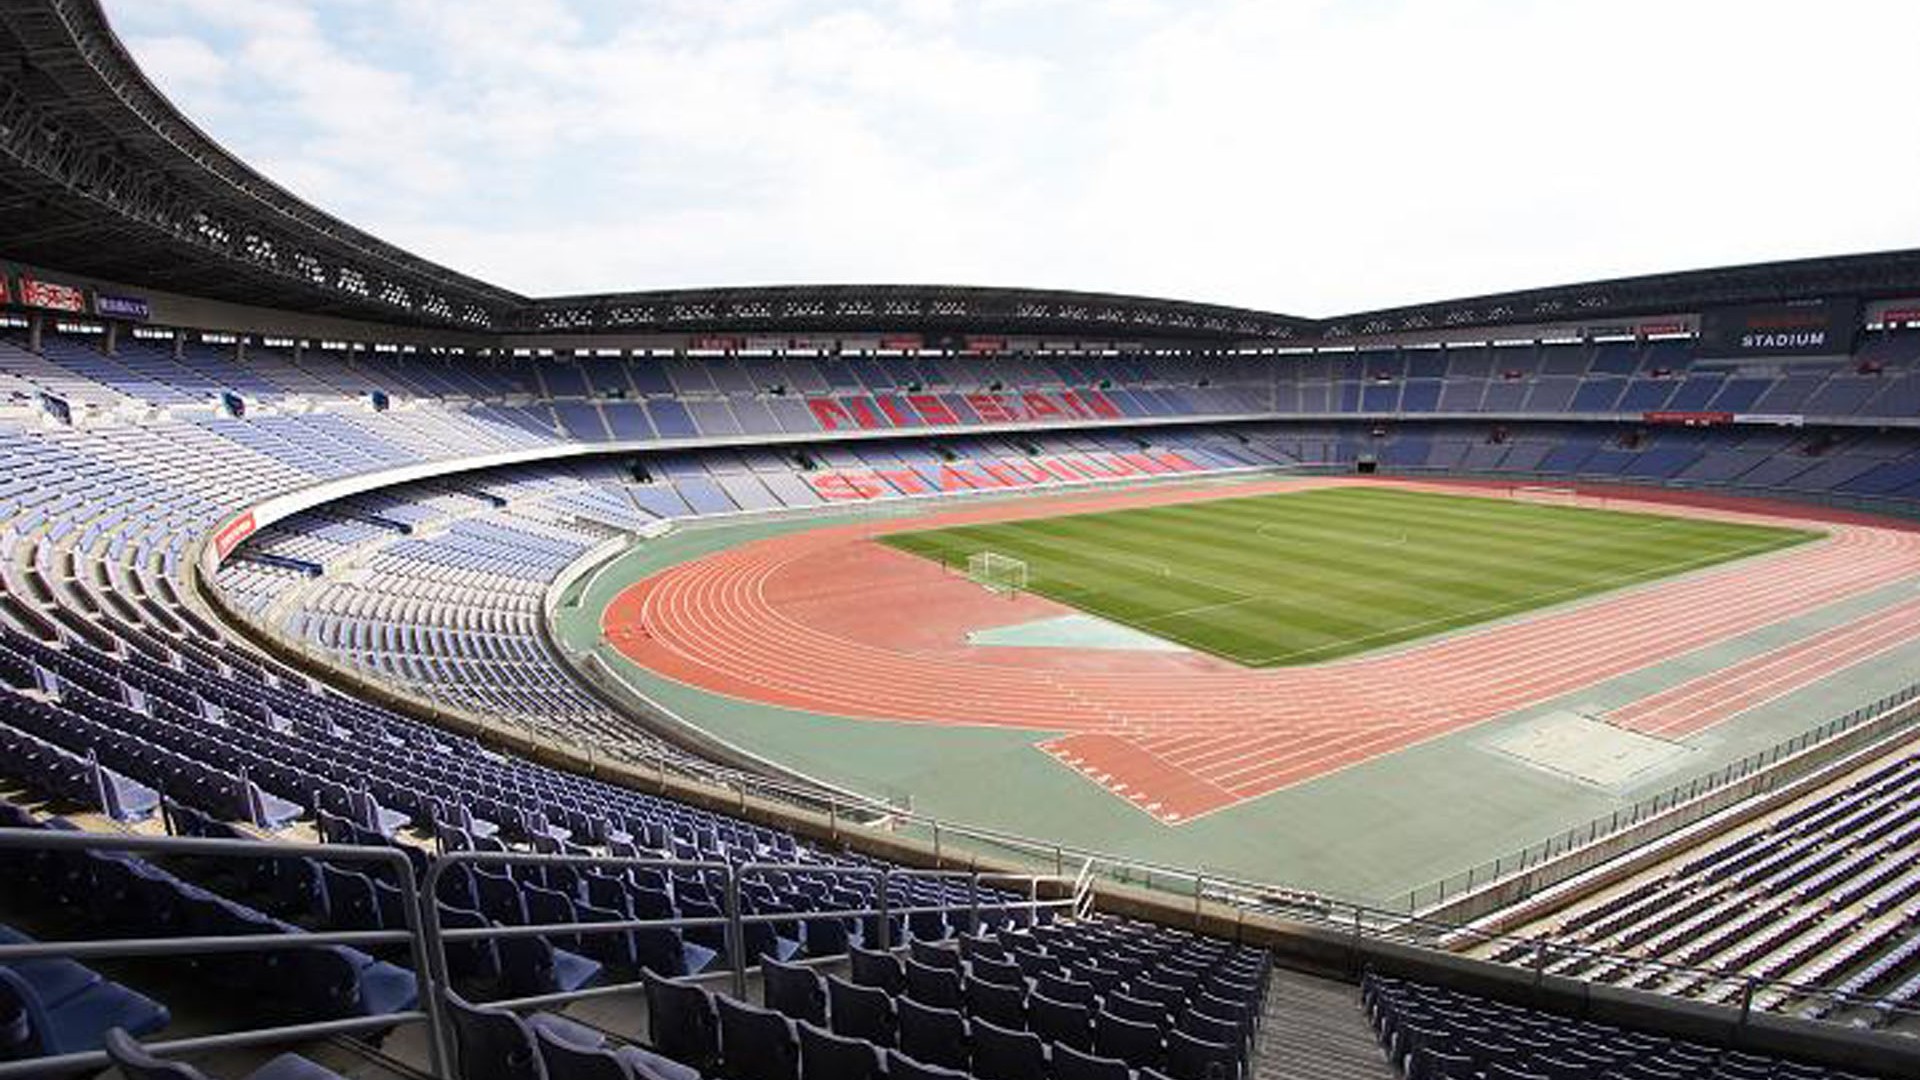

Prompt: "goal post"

[966,551,1029,595]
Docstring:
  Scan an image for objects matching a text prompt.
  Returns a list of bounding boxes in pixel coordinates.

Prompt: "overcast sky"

[102,0,1920,317]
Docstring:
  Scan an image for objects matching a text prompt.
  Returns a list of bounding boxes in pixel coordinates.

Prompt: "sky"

[102,0,1920,317]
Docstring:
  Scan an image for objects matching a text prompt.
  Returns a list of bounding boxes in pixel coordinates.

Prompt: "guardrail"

[2,821,1916,1080]
[0,828,1076,1078]
[1397,682,1920,917]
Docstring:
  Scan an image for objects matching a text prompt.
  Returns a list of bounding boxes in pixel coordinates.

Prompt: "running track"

[603,480,1920,823]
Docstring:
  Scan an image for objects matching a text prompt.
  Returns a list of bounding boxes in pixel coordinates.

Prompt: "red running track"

[603,480,1920,824]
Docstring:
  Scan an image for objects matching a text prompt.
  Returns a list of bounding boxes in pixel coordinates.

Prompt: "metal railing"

[0,827,1076,1078]
[1397,682,1920,916]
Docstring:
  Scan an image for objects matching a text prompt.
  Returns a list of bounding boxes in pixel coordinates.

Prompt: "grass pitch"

[879,487,1819,666]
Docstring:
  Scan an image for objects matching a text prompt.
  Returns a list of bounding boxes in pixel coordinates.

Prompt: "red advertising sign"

[213,511,258,560]
[689,336,741,351]
[0,274,9,305]
[965,336,1007,354]
[1637,322,1688,336]
[1643,411,1734,427]
[20,278,86,313]
[1881,308,1920,325]
[880,334,923,351]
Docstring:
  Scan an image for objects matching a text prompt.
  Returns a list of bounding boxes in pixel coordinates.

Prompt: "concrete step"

[1251,967,1399,1080]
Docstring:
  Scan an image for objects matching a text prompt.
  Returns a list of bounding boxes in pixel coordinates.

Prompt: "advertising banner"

[1698,299,1858,357]
[20,278,86,313]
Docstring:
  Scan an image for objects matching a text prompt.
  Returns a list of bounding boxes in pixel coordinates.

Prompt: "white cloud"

[103,0,1920,316]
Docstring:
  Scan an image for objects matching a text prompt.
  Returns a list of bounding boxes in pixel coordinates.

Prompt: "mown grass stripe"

[880,488,1818,666]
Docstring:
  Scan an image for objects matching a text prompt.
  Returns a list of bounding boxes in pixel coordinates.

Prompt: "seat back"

[963,974,1026,1030]
[826,974,895,1047]
[848,947,905,994]
[796,1020,881,1080]
[1029,992,1092,1051]
[970,1017,1046,1080]
[443,992,546,1080]
[1050,1043,1134,1080]
[717,996,799,1080]
[1165,1028,1238,1080]
[1094,1009,1163,1071]
[884,1049,970,1080]
[896,997,969,1070]
[101,1029,209,1080]
[762,958,826,1025]
[903,958,963,1009]
[642,971,719,1073]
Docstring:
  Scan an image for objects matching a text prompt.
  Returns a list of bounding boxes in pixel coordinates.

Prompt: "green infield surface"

[879,486,1820,666]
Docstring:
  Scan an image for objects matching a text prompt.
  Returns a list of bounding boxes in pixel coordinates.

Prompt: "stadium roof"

[1,0,1917,343]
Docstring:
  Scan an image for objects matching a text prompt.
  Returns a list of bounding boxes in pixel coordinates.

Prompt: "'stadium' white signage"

[1698,299,1860,359]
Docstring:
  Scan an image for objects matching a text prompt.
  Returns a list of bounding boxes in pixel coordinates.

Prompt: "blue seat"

[1035,972,1094,1007]
[903,958,962,1009]
[964,974,1026,1031]
[1165,1028,1239,1080]
[1095,1009,1163,1071]
[0,925,102,1007]
[0,966,170,1056]
[825,974,894,1047]
[847,948,904,995]
[716,995,798,1080]
[105,1028,344,1080]
[885,1049,970,1079]
[499,934,601,998]
[285,946,417,1018]
[970,1016,1046,1080]
[1050,1043,1134,1080]
[795,1019,882,1080]
[320,864,381,930]
[761,958,826,1025]
[641,970,719,1074]
[1029,991,1092,1051]
[896,997,968,1071]
[908,939,961,971]
[443,991,698,1080]
[534,1022,697,1080]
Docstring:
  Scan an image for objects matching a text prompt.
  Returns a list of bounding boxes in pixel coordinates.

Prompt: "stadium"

[1,2,1919,1079]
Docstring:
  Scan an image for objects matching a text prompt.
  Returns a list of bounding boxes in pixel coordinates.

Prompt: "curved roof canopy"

[0,0,1917,342]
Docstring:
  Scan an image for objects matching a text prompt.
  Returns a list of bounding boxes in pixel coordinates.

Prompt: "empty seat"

[717,995,799,1080]
[848,947,904,995]
[904,958,963,1009]
[796,1019,882,1080]
[826,974,894,1047]
[1029,991,1093,1050]
[964,974,1026,1030]
[642,970,719,1074]
[761,958,826,1025]
[971,1016,1047,1080]
[0,967,169,1057]
[896,997,969,1070]
[1050,1043,1135,1080]
[105,1028,345,1080]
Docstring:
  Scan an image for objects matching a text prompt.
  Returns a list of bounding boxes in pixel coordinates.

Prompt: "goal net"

[966,552,1029,595]
[1510,485,1582,508]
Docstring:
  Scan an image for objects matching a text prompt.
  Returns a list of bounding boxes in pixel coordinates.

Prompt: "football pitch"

[879,486,1820,666]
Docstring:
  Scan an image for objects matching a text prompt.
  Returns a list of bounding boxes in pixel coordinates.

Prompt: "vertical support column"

[725,868,747,999]
[27,312,42,353]
[172,328,186,361]
[102,321,119,357]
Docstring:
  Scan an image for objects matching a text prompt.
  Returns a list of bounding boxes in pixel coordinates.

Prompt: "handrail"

[1397,680,1920,916]
[0,828,438,1080]
[1,819,1915,1079]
